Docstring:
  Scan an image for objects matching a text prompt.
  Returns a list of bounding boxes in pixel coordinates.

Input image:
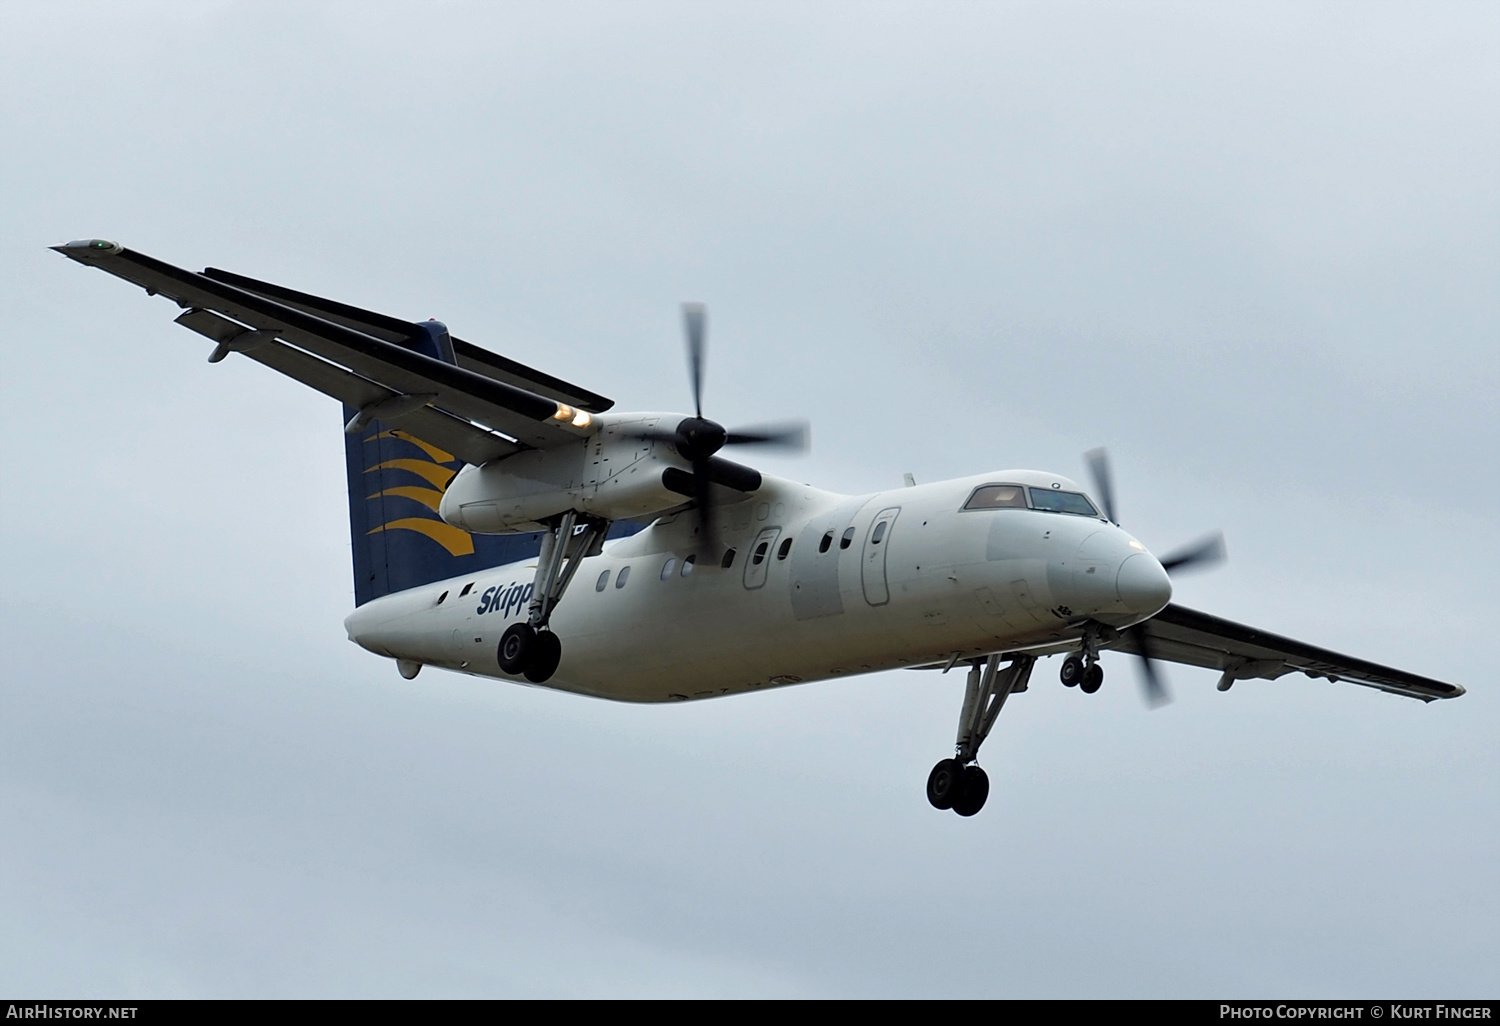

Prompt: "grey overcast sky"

[2,0,1496,998]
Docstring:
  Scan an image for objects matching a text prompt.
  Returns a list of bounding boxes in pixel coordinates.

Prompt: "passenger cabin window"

[819,531,834,553]
[752,542,769,565]
[721,548,736,569]
[840,527,855,549]
[1028,488,1099,517]
[777,538,793,560]
[615,565,631,588]
[871,521,887,544]
[595,570,610,592]
[963,484,1027,510]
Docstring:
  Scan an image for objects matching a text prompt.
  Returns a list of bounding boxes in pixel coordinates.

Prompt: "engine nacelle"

[440,414,705,534]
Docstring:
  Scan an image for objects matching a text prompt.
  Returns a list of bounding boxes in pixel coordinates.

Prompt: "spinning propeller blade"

[1159,531,1227,574]
[1128,624,1171,708]
[683,302,706,419]
[693,458,717,558]
[725,421,810,451]
[1082,447,1227,708]
[1084,447,1117,525]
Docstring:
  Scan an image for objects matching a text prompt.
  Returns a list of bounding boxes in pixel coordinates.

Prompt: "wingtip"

[51,239,123,257]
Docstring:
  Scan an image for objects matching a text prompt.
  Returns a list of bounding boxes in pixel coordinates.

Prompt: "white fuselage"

[344,469,1172,702]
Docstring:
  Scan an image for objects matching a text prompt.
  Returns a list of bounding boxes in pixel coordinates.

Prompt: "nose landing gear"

[1081,662,1104,693]
[926,653,1035,817]
[1060,623,1106,693]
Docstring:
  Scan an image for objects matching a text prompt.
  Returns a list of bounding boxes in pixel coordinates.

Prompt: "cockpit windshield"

[961,483,1101,517]
[962,484,1027,510]
[1028,488,1099,517]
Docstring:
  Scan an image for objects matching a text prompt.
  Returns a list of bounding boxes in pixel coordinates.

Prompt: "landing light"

[1129,540,1145,551]
[551,403,593,430]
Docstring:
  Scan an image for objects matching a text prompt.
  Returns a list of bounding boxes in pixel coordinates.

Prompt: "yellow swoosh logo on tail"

[362,429,476,557]
[366,458,457,489]
[367,518,475,557]
[374,429,454,465]
[367,486,445,512]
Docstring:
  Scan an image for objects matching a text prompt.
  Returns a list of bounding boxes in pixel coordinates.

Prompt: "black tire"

[926,758,964,810]
[1060,654,1085,687]
[1081,662,1104,694]
[498,622,537,674]
[524,630,563,683]
[953,765,989,817]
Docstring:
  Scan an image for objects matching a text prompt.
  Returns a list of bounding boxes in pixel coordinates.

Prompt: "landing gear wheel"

[1060,654,1085,687]
[926,758,964,810]
[952,765,990,817]
[524,630,562,683]
[1081,663,1104,694]
[498,623,537,674]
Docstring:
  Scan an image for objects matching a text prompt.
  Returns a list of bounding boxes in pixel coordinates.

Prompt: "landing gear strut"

[1061,622,1106,694]
[497,511,608,684]
[926,653,1035,817]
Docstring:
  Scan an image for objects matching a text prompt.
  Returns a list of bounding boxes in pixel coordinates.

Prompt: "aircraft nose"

[1116,552,1171,615]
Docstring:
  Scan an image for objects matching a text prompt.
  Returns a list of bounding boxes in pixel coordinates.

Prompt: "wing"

[198,266,613,413]
[1107,604,1465,703]
[52,239,603,465]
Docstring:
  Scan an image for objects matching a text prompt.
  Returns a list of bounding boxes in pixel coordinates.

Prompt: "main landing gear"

[1059,622,1105,693]
[927,653,1036,817]
[497,510,608,684]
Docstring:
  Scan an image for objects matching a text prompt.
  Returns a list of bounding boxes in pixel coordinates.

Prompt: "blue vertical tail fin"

[344,417,548,605]
[344,318,544,605]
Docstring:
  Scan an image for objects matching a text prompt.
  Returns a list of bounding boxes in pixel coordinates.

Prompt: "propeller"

[1083,447,1228,708]
[1127,623,1170,709]
[685,302,706,418]
[1159,531,1227,574]
[1084,447,1117,525]
[636,304,810,555]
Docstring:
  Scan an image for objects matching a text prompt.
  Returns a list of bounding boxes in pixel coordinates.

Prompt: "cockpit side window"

[962,484,1028,511]
[1027,488,1099,517]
